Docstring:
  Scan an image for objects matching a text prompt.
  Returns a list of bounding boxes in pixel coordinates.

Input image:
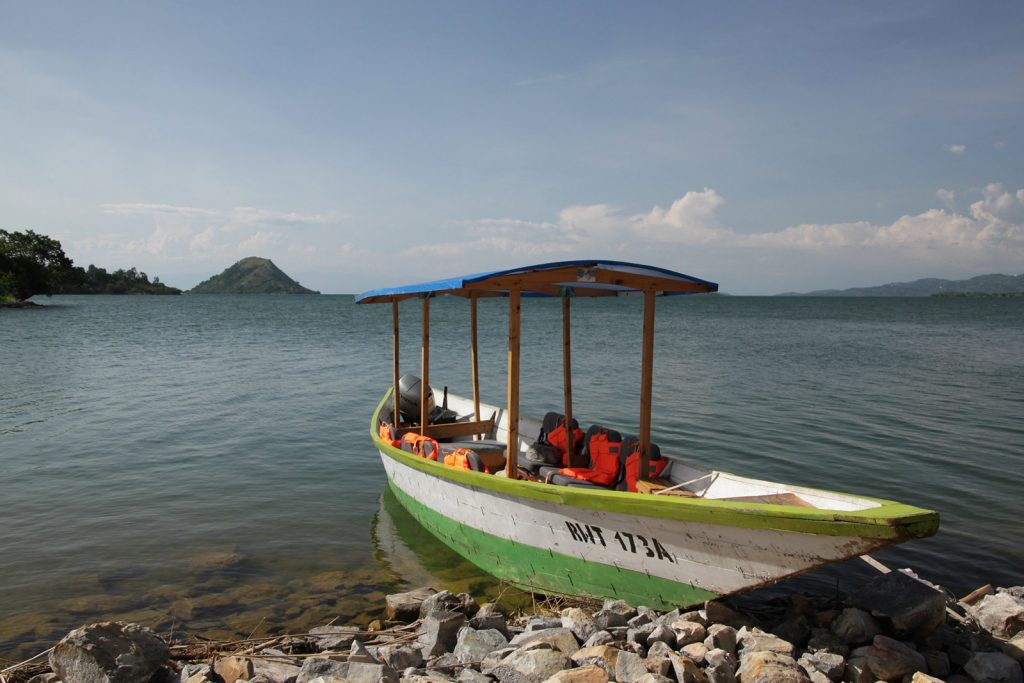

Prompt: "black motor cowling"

[398,374,435,424]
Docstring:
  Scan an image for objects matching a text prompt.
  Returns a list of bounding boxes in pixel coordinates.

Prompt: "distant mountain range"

[190,257,319,294]
[777,273,1024,297]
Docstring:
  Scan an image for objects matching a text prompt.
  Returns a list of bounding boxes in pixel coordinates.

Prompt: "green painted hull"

[388,481,719,609]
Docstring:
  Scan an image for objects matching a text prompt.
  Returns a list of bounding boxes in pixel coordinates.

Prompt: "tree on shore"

[0,229,74,302]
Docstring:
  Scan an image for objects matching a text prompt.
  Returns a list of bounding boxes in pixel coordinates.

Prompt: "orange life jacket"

[559,430,620,485]
[379,422,399,446]
[624,450,669,492]
[443,448,475,470]
[547,422,584,466]
[401,432,440,460]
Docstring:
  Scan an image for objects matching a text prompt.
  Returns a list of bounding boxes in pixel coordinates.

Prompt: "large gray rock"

[667,652,707,683]
[570,645,620,675]
[420,590,477,619]
[456,670,492,683]
[849,571,946,641]
[377,644,424,671]
[645,641,674,677]
[494,648,571,683]
[592,609,628,630]
[964,651,1023,683]
[309,625,361,651]
[615,650,650,683]
[49,622,170,683]
[418,610,468,657]
[561,608,599,642]
[737,627,795,658]
[797,651,844,682]
[346,660,397,683]
[829,608,881,645]
[252,658,302,683]
[509,628,579,655]
[454,627,510,664]
[582,630,614,648]
[671,620,706,647]
[865,635,925,681]
[601,599,637,620]
[526,617,565,632]
[386,587,437,622]
[704,624,737,656]
[296,657,351,683]
[705,649,737,683]
[736,651,809,683]
[470,604,510,638]
[970,592,1024,640]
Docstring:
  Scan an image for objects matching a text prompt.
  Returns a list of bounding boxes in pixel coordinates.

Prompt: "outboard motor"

[398,374,435,425]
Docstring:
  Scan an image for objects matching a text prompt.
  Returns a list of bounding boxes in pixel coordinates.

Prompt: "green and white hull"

[372,393,939,609]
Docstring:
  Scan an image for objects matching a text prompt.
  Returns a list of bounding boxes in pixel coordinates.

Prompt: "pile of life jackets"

[379,421,483,471]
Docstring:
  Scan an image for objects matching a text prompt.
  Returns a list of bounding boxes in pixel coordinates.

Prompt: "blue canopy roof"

[355,259,718,304]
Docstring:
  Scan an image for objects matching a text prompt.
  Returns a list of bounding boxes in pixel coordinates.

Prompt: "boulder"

[627,622,657,646]
[963,651,1023,683]
[601,599,637,620]
[843,646,873,683]
[456,670,493,683]
[49,622,170,683]
[736,651,809,683]
[592,609,627,630]
[480,647,518,675]
[527,617,565,632]
[921,649,951,678]
[377,644,424,671]
[582,630,614,648]
[509,628,580,655]
[796,651,844,681]
[386,587,437,622]
[471,604,510,638]
[454,627,510,664]
[671,620,706,647]
[704,624,737,656]
[542,664,609,683]
[418,609,468,657]
[308,625,360,651]
[667,652,707,683]
[849,570,946,641]
[346,660,397,683]
[737,628,795,658]
[704,660,736,683]
[804,628,848,657]
[645,641,673,676]
[570,644,620,673]
[252,659,302,683]
[829,608,881,645]
[214,656,254,682]
[704,602,753,629]
[865,635,925,681]
[561,608,600,642]
[615,650,650,683]
[296,658,350,683]
[495,648,571,683]
[680,642,707,665]
[420,591,470,619]
[970,592,1024,640]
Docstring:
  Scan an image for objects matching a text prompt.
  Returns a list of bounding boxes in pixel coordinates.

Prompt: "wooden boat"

[357,260,939,608]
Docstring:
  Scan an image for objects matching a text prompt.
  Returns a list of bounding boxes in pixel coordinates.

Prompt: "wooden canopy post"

[470,292,481,429]
[638,289,656,482]
[561,290,575,463]
[505,288,521,477]
[392,300,400,427]
[420,295,430,435]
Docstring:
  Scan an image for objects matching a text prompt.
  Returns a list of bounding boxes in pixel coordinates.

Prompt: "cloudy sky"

[2,2,1022,294]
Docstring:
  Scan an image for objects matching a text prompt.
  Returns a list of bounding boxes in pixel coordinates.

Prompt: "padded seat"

[547,425,623,488]
[520,412,583,475]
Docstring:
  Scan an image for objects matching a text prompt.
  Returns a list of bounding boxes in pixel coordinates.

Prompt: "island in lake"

[190,257,319,294]
[777,272,1024,297]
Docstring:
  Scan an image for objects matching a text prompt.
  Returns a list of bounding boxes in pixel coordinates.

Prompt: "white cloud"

[944,143,967,155]
[935,188,955,208]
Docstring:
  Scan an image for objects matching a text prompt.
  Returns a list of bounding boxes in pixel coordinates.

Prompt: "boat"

[356,260,939,609]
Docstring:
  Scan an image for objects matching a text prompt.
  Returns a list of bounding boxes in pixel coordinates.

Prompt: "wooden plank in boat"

[396,418,495,440]
[637,478,698,497]
[720,492,815,507]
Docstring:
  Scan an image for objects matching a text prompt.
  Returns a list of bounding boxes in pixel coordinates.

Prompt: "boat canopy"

[355,259,718,304]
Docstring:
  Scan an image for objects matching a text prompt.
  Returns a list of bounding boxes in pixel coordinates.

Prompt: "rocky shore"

[4,572,1023,683]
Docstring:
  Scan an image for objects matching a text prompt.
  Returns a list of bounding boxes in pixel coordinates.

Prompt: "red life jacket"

[559,430,620,485]
[624,450,669,492]
[401,432,440,460]
[547,422,584,466]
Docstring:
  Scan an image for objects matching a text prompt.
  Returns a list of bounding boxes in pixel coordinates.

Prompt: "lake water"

[1,294,1022,661]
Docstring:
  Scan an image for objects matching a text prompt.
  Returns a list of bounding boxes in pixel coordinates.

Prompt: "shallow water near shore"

[1,293,1022,661]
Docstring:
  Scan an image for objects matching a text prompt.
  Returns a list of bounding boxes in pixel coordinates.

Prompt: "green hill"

[778,273,1024,297]
[190,257,319,294]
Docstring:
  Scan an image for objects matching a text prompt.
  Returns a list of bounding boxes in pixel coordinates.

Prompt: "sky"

[2,1,1022,294]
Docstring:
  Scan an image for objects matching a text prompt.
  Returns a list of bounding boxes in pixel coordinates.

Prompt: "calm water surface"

[1,294,1022,660]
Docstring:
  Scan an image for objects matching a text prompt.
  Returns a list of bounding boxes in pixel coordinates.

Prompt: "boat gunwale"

[370,391,939,541]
